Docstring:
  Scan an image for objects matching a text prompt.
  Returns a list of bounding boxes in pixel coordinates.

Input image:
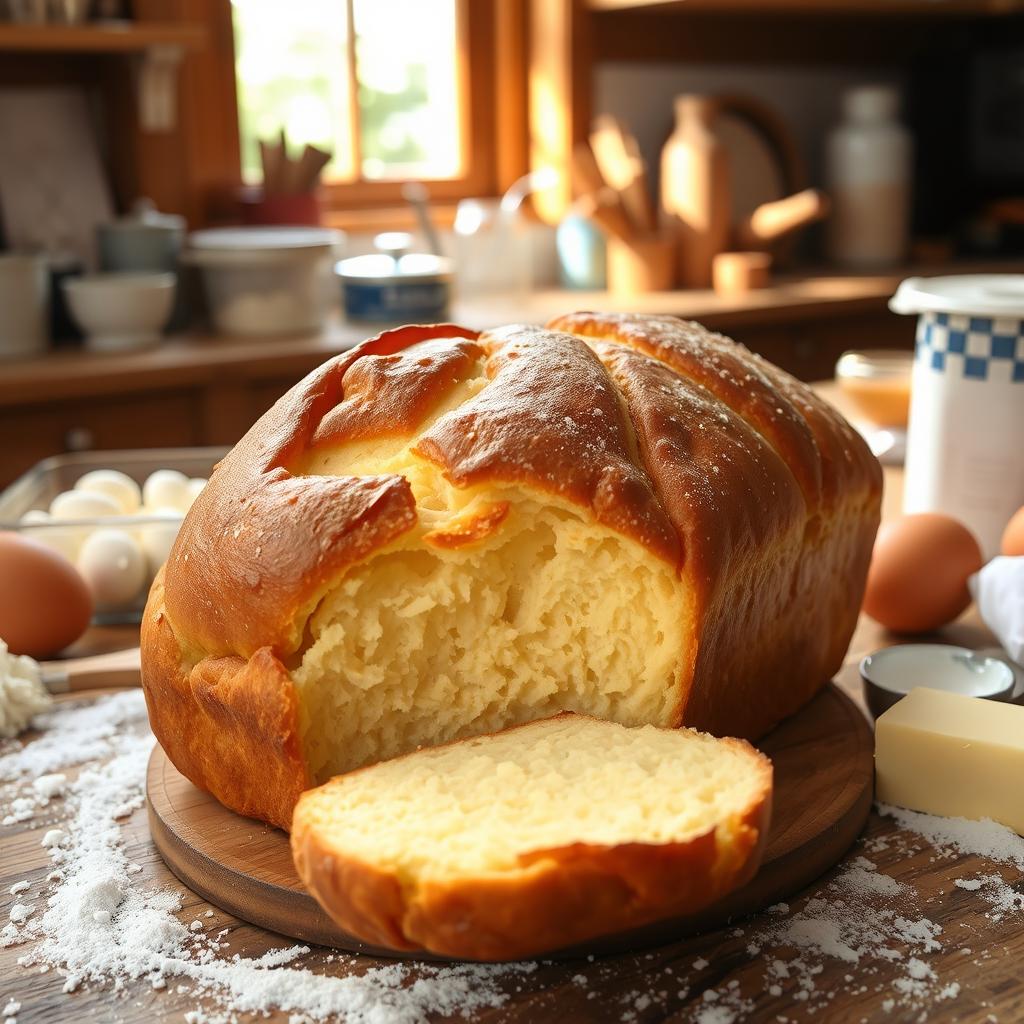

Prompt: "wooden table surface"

[2,460,1021,1024]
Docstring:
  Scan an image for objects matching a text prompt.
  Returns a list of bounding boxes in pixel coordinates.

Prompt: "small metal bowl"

[860,644,1017,719]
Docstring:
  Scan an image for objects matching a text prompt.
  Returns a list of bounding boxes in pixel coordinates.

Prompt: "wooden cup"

[606,233,676,296]
[712,251,772,296]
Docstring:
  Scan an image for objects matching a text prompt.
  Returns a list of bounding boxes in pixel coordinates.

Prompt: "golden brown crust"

[163,324,476,661]
[423,500,510,549]
[290,728,771,961]
[547,312,826,504]
[589,338,806,590]
[547,312,881,738]
[145,311,879,829]
[310,335,483,448]
[141,568,309,830]
[414,324,680,566]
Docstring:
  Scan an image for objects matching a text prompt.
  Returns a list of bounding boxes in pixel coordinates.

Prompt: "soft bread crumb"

[294,715,767,880]
[293,442,685,783]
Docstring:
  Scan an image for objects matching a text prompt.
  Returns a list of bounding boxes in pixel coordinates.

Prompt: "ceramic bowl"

[860,643,1016,719]
[185,227,344,336]
[63,272,175,353]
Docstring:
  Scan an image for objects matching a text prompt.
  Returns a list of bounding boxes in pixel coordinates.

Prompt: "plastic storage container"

[0,448,226,622]
[186,227,344,336]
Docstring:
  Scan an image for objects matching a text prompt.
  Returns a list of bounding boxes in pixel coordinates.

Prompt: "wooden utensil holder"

[606,234,675,295]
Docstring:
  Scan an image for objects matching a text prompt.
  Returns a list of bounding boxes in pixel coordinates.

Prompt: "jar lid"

[335,252,453,283]
[890,275,1024,318]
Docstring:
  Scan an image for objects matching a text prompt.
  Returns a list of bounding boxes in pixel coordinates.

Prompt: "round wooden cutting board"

[147,683,873,961]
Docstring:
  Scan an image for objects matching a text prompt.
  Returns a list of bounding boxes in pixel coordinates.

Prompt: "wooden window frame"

[317,0,498,208]
[229,0,526,218]
[126,0,531,228]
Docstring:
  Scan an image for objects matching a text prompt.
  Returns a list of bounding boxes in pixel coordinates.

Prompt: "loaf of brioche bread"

[291,714,772,959]
[140,313,881,830]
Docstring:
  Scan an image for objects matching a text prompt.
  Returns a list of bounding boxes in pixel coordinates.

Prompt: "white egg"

[186,477,208,506]
[50,490,121,520]
[139,508,183,575]
[76,528,148,608]
[143,470,191,514]
[74,470,142,514]
[18,509,82,563]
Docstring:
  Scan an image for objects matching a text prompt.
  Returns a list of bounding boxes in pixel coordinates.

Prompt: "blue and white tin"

[336,252,452,324]
[890,275,1024,557]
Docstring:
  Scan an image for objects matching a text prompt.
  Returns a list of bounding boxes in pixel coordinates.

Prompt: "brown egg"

[0,531,93,657]
[1002,505,1024,557]
[863,513,983,634]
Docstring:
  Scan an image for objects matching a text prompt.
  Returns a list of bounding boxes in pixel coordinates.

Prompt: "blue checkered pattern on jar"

[915,312,1024,382]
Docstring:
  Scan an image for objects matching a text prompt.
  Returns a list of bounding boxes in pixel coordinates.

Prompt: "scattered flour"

[955,878,984,892]
[32,773,65,800]
[877,804,1024,871]
[754,853,950,1014]
[1,691,534,1022]
[879,803,1024,924]
[5,693,1024,1024]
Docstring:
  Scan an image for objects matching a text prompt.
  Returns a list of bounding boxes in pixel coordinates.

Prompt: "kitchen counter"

[0,267,925,404]
[3,450,1023,1023]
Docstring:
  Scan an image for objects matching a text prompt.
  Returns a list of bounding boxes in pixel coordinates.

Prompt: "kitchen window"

[230,0,511,211]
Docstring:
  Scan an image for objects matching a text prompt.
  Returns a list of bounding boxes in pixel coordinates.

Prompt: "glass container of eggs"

[0,448,226,623]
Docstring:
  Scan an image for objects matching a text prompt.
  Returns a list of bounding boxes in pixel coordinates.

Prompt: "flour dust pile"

[0,691,534,1023]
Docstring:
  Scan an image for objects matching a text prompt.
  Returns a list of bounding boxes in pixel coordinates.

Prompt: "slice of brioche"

[291,714,772,960]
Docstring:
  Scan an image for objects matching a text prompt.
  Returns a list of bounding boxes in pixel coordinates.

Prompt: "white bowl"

[63,272,175,352]
[185,227,344,336]
[860,643,1017,718]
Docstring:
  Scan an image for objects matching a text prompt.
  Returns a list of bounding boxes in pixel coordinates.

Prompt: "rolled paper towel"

[969,556,1024,665]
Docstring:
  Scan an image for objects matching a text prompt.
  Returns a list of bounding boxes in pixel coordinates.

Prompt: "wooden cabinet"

[0,391,207,487]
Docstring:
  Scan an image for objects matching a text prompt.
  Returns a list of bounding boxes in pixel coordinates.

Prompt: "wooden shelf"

[0,21,206,54]
[0,21,207,132]
[588,0,1024,14]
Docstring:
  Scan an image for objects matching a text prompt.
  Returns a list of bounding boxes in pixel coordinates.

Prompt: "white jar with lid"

[890,275,1024,557]
[827,86,912,268]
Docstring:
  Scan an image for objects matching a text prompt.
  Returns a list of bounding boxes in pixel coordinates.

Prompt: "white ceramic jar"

[890,275,1024,558]
[827,86,912,268]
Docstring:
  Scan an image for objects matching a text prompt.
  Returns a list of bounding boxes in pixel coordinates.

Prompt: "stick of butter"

[875,687,1024,835]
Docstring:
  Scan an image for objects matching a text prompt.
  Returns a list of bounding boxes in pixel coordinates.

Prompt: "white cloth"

[969,556,1024,665]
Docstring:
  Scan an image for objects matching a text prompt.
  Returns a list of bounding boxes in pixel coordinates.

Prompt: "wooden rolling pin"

[735,188,830,250]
